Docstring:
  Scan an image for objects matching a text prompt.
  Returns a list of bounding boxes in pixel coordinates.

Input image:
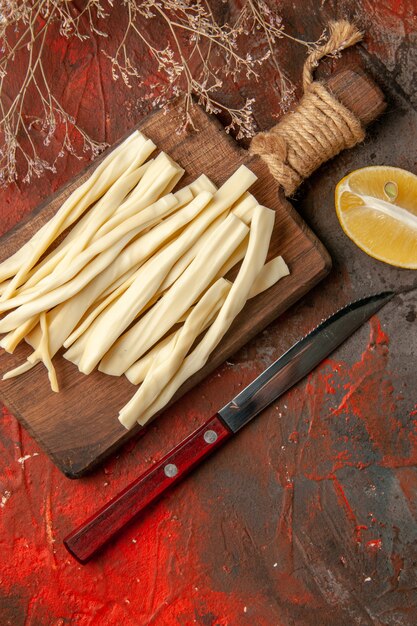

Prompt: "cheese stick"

[93,152,184,240]
[15,189,224,317]
[2,360,35,380]
[159,214,228,292]
[0,131,150,297]
[73,192,215,374]
[125,334,176,386]
[119,205,275,427]
[69,167,255,371]
[9,137,175,301]
[22,183,193,302]
[160,207,284,299]
[0,132,142,286]
[39,312,58,393]
[188,174,217,195]
[63,276,139,352]
[0,193,179,315]
[249,256,289,297]
[120,279,230,425]
[231,193,258,224]
[125,151,183,200]
[124,256,289,386]
[63,289,163,367]
[99,213,249,376]
[62,188,216,348]
[158,193,257,295]
[153,166,258,294]
[5,314,60,390]
[0,316,39,353]
[125,284,230,385]
[21,187,183,306]
[214,237,248,281]
[0,229,143,332]
[2,166,248,314]
[39,154,155,270]
[95,266,140,303]
[42,189,203,351]
[20,285,160,385]
[14,160,155,296]
[0,280,10,295]
[6,256,289,387]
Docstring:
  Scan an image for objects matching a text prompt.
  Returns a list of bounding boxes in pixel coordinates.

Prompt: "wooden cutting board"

[0,101,332,477]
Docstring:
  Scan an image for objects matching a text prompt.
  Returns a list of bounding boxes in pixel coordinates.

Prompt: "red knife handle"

[64,414,232,563]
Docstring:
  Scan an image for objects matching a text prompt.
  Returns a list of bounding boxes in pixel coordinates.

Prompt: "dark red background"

[1,2,417,624]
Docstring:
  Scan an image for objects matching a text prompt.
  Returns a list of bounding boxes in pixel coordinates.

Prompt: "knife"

[64,291,394,563]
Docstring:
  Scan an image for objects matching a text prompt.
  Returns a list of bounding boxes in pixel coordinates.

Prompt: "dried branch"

[0,0,108,185]
[0,0,321,185]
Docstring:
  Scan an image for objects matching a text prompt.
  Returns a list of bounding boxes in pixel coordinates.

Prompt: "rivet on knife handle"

[63,414,232,563]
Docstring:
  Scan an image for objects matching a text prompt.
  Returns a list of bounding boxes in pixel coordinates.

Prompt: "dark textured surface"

[0,1,416,624]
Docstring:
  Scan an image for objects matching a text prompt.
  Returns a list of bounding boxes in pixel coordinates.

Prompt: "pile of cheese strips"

[0,131,289,429]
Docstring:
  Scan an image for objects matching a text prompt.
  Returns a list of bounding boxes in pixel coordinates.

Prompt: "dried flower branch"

[235,0,327,112]
[0,0,321,185]
[0,0,109,185]
[106,0,262,139]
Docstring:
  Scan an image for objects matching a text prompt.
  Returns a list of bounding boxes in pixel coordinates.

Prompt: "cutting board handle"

[250,66,386,196]
[251,21,386,196]
[324,67,386,127]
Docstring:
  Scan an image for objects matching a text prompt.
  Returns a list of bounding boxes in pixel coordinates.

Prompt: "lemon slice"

[335,165,417,269]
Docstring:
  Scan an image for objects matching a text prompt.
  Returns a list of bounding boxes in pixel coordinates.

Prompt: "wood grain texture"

[0,102,331,477]
[326,68,386,126]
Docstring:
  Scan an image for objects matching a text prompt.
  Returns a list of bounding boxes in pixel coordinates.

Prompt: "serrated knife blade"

[218,290,395,432]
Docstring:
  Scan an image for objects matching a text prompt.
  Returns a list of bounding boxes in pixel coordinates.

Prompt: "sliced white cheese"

[121,205,275,427]
[73,192,215,374]
[125,282,230,385]
[0,194,179,315]
[0,131,152,297]
[99,213,250,376]
[119,279,230,428]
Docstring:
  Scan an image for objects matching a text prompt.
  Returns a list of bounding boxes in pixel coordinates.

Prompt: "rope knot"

[250,20,365,196]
